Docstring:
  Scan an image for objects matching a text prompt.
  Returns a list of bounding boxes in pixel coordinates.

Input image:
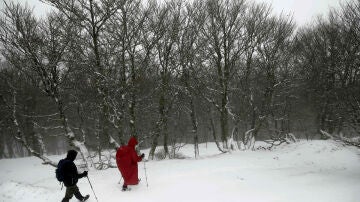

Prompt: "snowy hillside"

[0,140,359,202]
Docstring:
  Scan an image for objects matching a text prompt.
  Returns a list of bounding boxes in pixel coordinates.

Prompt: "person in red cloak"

[116,136,145,191]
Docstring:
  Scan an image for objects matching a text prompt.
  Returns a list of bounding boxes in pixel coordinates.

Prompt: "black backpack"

[55,159,67,182]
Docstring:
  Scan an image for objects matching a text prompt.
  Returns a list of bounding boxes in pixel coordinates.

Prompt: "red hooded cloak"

[116,137,143,185]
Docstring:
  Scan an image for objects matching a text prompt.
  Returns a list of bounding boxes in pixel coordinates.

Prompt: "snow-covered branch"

[21,113,59,118]
[33,122,64,130]
[203,96,221,112]
[109,135,120,149]
[10,91,57,167]
[225,99,237,121]
[320,130,360,148]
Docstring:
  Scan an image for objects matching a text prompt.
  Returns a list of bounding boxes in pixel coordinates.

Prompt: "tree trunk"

[56,97,94,168]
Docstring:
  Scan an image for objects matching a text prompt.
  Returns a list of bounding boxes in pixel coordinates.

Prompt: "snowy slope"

[0,140,359,202]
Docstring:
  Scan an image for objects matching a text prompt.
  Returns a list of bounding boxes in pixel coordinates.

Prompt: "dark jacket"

[60,150,86,187]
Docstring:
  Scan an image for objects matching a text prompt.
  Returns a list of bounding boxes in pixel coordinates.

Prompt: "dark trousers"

[62,185,84,202]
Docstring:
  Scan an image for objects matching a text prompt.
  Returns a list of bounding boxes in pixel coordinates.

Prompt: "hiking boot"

[122,185,127,191]
[81,195,90,201]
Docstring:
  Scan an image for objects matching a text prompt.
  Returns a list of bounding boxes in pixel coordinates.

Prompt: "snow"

[1,140,360,202]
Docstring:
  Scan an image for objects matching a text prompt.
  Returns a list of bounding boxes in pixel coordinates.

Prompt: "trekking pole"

[143,160,149,187]
[86,176,99,202]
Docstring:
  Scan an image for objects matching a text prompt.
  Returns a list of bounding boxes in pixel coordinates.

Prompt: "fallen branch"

[320,130,360,148]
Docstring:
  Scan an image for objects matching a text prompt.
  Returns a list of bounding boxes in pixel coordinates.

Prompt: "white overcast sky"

[254,0,347,26]
[0,0,349,27]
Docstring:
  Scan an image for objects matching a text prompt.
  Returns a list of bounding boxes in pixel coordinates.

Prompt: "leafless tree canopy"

[0,0,359,165]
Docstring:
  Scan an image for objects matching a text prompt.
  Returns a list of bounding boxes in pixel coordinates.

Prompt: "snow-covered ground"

[0,140,359,202]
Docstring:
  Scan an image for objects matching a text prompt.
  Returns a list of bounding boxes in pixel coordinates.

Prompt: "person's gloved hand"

[141,153,145,159]
[82,171,88,177]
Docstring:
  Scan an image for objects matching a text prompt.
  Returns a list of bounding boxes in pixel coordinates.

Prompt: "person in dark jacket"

[116,136,145,191]
[59,150,89,202]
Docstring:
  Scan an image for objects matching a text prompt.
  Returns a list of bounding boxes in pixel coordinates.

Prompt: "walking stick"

[86,176,99,202]
[143,160,149,187]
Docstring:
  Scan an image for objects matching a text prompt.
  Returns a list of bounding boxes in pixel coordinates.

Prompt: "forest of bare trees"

[0,0,359,168]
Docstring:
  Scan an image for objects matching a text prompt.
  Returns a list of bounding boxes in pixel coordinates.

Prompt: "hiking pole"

[143,160,149,187]
[86,176,99,202]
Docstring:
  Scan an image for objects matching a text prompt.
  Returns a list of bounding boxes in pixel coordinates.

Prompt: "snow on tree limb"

[109,135,120,149]
[319,130,334,139]
[320,130,360,148]
[244,128,256,150]
[10,91,57,167]
[339,133,360,147]
[71,138,94,169]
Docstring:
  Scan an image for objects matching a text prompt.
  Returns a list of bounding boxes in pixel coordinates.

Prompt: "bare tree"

[235,2,272,149]
[148,0,182,159]
[43,0,124,151]
[296,0,360,139]
[202,0,246,149]
[0,3,93,166]
[105,0,158,145]
[252,14,295,146]
[177,0,206,158]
